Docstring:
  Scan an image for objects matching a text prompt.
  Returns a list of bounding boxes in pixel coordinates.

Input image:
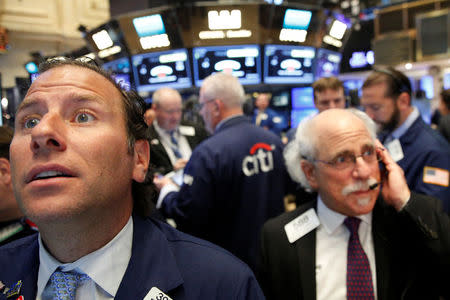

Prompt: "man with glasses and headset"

[259,108,449,300]
[360,67,450,214]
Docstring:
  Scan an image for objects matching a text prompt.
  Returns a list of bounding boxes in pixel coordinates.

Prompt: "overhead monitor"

[263,44,315,84]
[283,9,312,30]
[314,48,342,79]
[192,44,261,87]
[291,86,314,109]
[102,57,133,91]
[131,48,192,93]
[132,14,166,38]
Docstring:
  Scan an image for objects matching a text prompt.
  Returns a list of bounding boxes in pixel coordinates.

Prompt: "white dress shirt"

[153,121,192,166]
[37,217,133,300]
[315,196,377,300]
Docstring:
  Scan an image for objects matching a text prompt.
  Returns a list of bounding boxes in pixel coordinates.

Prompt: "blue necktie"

[344,217,374,300]
[169,131,183,159]
[48,269,89,300]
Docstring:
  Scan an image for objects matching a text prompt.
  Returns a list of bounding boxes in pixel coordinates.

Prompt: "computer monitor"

[102,57,133,91]
[192,44,261,87]
[263,44,315,84]
[131,48,192,93]
[315,48,341,79]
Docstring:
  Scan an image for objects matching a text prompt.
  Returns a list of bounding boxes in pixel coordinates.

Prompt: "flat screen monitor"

[283,9,312,30]
[132,14,166,38]
[131,49,192,93]
[291,86,314,109]
[102,57,133,91]
[315,48,342,79]
[192,45,261,87]
[263,44,315,84]
[291,108,318,128]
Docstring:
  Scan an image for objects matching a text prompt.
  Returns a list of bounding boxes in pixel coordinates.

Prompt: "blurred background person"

[361,67,450,213]
[285,76,347,142]
[148,87,208,176]
[155,73,287,272]
[252,92,286,136]
[0,126,37,246]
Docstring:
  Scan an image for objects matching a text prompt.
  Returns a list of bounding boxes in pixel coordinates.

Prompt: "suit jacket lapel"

[372,200,394,300]
[115,216,183,299]
[296,229,316,300]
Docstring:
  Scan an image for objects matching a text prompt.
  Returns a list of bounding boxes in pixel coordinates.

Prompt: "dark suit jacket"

[258,193,450,300]
[0,216,264,299]
[148,121,209,175]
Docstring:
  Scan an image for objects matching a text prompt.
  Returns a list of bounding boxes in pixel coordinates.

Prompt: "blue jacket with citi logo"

[160,115,287,272]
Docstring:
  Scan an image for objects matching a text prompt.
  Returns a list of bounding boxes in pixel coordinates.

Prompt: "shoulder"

[156,219,250,269]
[263,201,316,235]
[147,219,263,296]
[408,119,450,151]
[0,234,38,271]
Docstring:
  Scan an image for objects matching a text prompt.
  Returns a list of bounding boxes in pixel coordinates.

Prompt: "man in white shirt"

[0,58,263,300]
[259,108,449,300]
[149,87,208,175]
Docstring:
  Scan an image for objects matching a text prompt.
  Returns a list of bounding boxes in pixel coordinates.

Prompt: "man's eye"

[334,155,347,164]
[75,112,94,123]
[24,118,40,129]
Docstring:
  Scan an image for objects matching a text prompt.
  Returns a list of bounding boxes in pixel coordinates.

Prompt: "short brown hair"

[312,77,344,99]
[362,67,412,99]
[0,126,13,160]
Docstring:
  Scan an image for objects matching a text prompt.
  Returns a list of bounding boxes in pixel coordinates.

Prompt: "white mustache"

[341,178,378,196]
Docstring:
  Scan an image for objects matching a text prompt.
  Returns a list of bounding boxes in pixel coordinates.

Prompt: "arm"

[159,147,216,236]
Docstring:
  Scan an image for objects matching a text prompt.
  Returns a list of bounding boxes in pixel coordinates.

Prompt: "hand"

[375,139,411,211]
[173,158,188,171]
[153,175,174,191]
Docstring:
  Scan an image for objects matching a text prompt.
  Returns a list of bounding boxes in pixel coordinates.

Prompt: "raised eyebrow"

[17,93,104,114]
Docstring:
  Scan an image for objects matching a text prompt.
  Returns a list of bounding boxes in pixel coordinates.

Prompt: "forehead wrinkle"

[17,90,109,115]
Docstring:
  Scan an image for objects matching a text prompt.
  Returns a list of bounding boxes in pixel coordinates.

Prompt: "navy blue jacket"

[252,108,287,135]
[393,117,450,213]
[161,116,287,271]
[0,216,264,299]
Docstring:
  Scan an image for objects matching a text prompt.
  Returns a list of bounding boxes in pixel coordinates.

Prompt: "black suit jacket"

[258,193,450,300]
[148,121,208,175]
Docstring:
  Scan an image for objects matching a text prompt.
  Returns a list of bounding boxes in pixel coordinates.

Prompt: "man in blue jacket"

[155,73,287,272]
[0,58,263,300]
[252,92,286,135]
[361,67,450,213]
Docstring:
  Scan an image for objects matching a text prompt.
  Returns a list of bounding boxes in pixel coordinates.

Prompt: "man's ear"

[396,92,410,110]
[132,140,150,183]
[0,158,11,186]
[301,160,318,190]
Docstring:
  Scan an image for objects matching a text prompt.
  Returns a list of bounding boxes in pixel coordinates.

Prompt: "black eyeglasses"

[303,146,384,170]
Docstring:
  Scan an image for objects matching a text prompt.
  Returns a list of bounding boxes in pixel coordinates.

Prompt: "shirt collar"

[317,195,372,235]
[153,120,177,137]
[390,106,419,140]
[215,114,243,132]
[37,216,133,298]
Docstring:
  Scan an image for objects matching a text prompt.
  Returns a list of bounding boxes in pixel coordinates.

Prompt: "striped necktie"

[169,131,183,159]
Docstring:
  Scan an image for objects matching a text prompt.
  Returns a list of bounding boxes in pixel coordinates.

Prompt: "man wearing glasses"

[148,87,208,176]
[155,72,287,272]
[259,108,449,300]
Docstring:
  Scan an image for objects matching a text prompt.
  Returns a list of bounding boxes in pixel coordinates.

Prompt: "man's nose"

[30,113,67,153]
[352,156,372,179]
